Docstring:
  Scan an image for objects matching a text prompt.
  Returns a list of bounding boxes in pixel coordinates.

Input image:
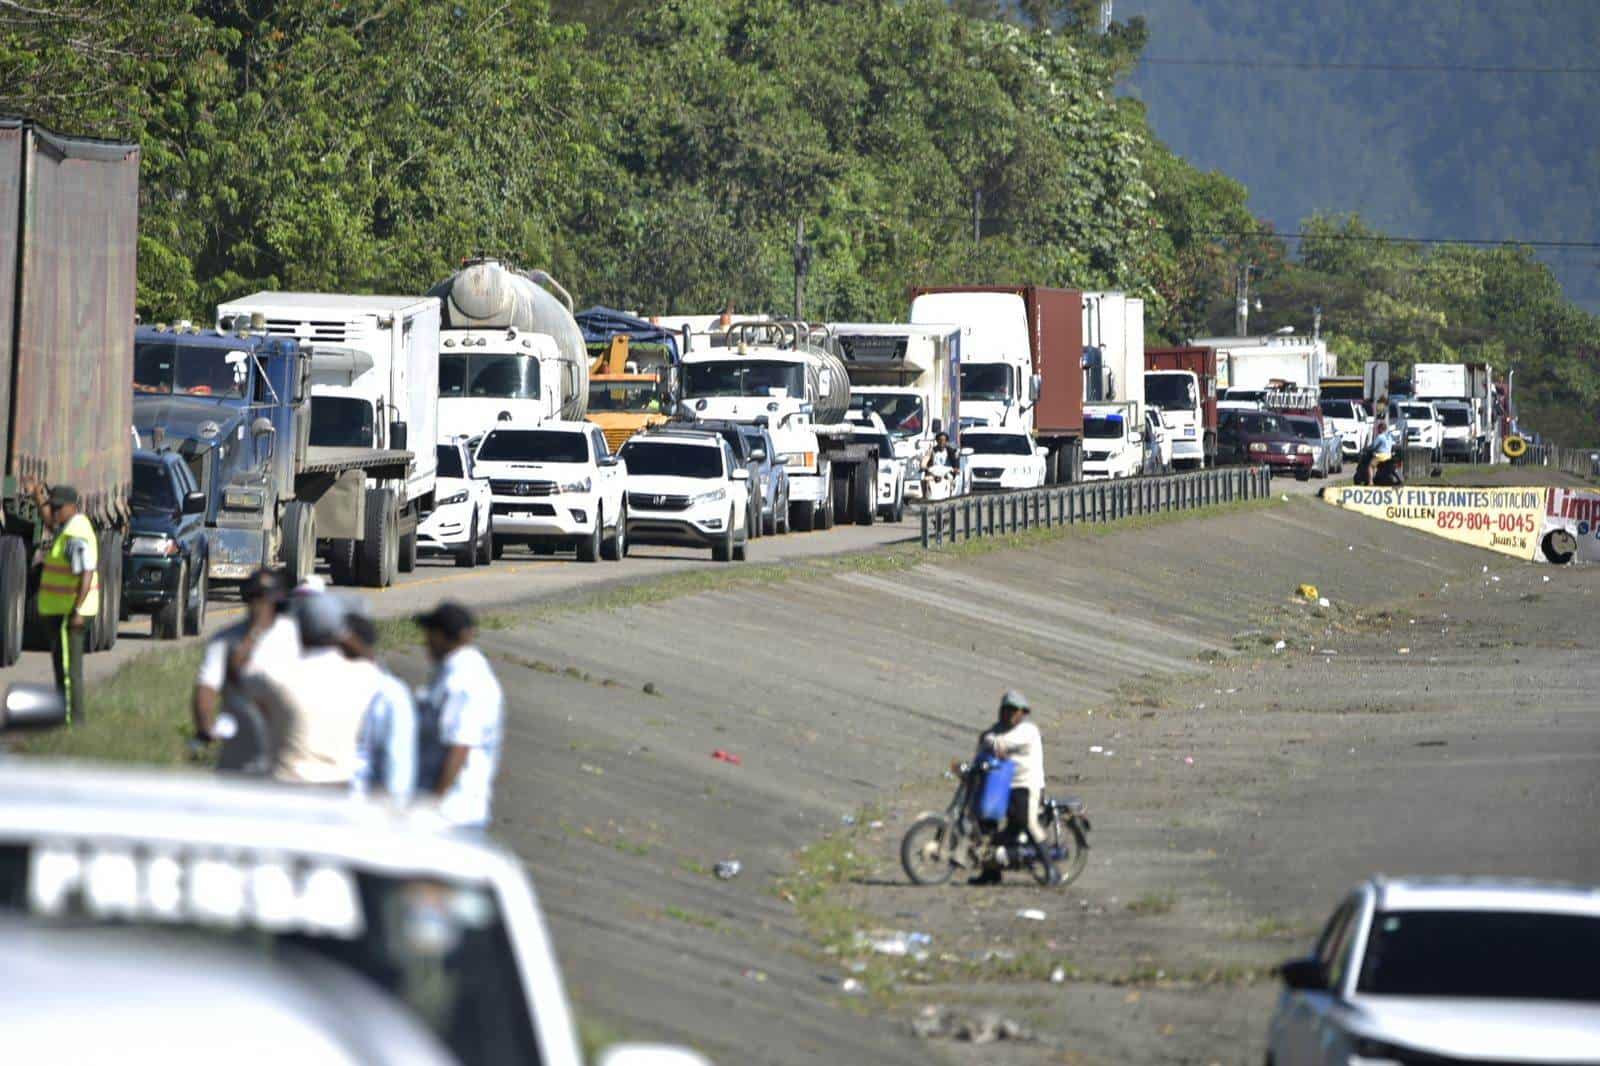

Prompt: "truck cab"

[1144,369,1205,468]
[835,322,962,501]
[438,327,567,438]
[909,292,1034,432]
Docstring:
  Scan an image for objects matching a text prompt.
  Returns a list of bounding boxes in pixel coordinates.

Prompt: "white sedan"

[417,437,493,567]
[1267,876,1600,1065]
[963,429,1047,493]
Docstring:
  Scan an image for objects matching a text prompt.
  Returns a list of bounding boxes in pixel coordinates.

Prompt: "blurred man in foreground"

[345,608,417,803]
[415,602,502,831]
[192,567,298,742]
[262,591,371,786]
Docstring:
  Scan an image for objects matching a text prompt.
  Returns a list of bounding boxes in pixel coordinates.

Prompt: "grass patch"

[663,904,720,930]
[18,644,207,766]
[1126,890,1178,917]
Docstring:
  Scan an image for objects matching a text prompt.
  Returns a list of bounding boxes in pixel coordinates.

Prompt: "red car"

[1217,409,1317,479]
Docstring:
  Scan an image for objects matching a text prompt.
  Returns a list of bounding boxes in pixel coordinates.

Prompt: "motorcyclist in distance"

[921,430,960,499]
[971,689,1054,885]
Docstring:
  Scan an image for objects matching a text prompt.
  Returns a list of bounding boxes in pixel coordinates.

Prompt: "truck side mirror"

[251,416,276,460]
[182,491,206,515]
[389,420,408,452]
[1029,374,1042,402]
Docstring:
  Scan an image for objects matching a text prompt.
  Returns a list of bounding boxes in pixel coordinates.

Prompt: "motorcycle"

[900,758,1092,887]
[1353,445,1402,487]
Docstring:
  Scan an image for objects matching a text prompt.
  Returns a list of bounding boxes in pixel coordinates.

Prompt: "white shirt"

[986,720,1045,792]
[195,616,301,691]
[352,664,418,802]
[419,645,503,828]
[269,647,377,785]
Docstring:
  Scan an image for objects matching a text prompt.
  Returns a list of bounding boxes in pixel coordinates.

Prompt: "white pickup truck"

[1318,397,1373,457]
[474,421,629,562]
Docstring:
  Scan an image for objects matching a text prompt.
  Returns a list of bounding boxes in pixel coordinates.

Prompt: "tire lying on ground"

[1542,529,1578,565]
[1502,434,1529,459]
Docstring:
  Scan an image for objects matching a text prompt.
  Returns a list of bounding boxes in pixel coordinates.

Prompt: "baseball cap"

[415,601,475,640]
[295,591,349,646]
[47,485,78,507]
[999,689,1030,712]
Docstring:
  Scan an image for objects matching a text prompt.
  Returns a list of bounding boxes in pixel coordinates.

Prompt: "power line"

[1140,57,1600,75]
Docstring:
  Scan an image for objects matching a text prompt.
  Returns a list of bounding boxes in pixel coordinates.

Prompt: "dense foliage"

[1,0,1594,442]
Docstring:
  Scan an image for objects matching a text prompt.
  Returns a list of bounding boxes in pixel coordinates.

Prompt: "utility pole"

[1098,0,1114,34]
[1313,305,1322,343]
[792,214,811,321]
[1234,264,1257,337]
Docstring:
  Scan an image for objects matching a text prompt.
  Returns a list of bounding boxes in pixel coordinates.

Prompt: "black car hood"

[133,394,243,452]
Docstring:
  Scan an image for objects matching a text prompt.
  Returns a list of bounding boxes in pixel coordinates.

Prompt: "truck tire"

[23,566,49,653]
[576,507,602,563]
[399,528,418,573]
[357,488,398,588]
[0,535,27,667]
[853,460,877,526]
[790,495,814,532]
[153,560,187,641]
[94,531,123,653]
[831,465,851,526]
[282,501,316,585]
[327,538,358,586]
[1065,442,1084,484]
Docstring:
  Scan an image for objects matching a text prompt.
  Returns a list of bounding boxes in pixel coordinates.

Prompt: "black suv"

[122,448,209,639]
[671,419,765,538]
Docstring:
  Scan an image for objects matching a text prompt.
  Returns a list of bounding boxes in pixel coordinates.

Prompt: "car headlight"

[1296,444,1314,454]
[438,491,469,506]
[1248,442,1267,453]
[130,534,179,557]
[556,477,592,494]
[693,487,727,505]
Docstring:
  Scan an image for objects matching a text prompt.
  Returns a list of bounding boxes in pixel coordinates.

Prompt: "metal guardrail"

[1399,445,1435,482]
[1512,443,1600,479]
[917,466,1273,548]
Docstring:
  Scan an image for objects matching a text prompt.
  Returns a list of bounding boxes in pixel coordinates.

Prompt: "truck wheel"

[831,466,851,526]
[153,560,187,641]
[23,566,49,652]
[602,504,628,560]
[577,507,602,563]
[357,488,397,588]
[185,564,209,636]
[283,501,316,585]
[456,514,479,569]
[0,535,26,666]
[399,528,418,573]
[853,460,877,525]
[327,538,358,585]
[790,497,814,533]
[94,531,123,653]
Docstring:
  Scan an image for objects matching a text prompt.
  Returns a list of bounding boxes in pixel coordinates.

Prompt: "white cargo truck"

[835,322,961,500]
[909,291,1035,432]
[1082,292,1146,418]
[1197,335,1330,393]
[216,292,440,579]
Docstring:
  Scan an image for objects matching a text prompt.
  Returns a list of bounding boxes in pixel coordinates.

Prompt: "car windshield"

[1320,400,1357,418]
[1146,373,1197,410]
[1356,909,1600,1002]
[620,440,723,478]
[130,460,177,511]
[964,432,1033,455]
[476,430,588,464]
[1286,418,1321,439]
[439,354,541,400]
[436,445,464,479]
[1438,406,1472,426]
[1238,412,1285,435]
[961,363,1013,403]
[851,392,926,437]
[685,360,805,399]
[588,379,665,413]
[134,340,250,399]
[1084,415,1125,440]
[1402,405,1434,421]
[310,396,375,448]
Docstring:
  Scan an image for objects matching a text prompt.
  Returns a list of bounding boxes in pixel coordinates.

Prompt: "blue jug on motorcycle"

[900,758,1092,887]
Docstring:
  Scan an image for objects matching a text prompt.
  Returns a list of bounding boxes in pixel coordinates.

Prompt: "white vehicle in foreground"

[1268,877,1600,1066]
[418,437,494,567]
[1081,404,1145,480]
[1398,400,1443,456]
[0,761,706,1066]
[620,430,750,562]
[1318,398,1372,457]
[963,428,1047,493]
[475,421,628,562]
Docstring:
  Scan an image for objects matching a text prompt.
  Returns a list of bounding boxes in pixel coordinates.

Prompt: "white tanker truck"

[680,321,884,530]
[427,260,589,438]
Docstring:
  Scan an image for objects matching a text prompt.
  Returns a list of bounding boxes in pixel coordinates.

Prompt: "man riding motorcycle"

[971,689,1054,885]
[1355,423,1404,486]
[921,431,960,500]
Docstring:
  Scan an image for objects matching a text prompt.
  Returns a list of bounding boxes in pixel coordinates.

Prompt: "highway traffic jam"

[1,118,1592,1066]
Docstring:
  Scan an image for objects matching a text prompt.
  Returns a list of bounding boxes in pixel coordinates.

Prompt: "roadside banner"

[1321,485,1544,560]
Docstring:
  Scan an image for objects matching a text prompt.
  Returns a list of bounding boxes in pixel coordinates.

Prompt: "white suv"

[1267,877,1600,1065]
[620,430,750,562]
[418,438,493,568]
[474,421,628,562]
[1319,398,1372,457]
[1398,400,1443,457]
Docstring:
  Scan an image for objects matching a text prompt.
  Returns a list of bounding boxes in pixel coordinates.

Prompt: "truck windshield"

[964,432,1033,456]
[1084,415,1125,439]
[685,360,805,399]
[440,355,541,400]
[851,393,926,437]
[477,430,588,463]
[588,379,665,413]
[1356,910,1600,1002]
[130,460,178,512]
[961,363,1013,403]
[1145,374,1196,410]
[620,441,723,478]
[134,340,249,399]
[1437,406,1472,427]
[310,396,375,448]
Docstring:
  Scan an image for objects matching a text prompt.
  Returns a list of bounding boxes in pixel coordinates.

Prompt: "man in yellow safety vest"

[36,484,98,724]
